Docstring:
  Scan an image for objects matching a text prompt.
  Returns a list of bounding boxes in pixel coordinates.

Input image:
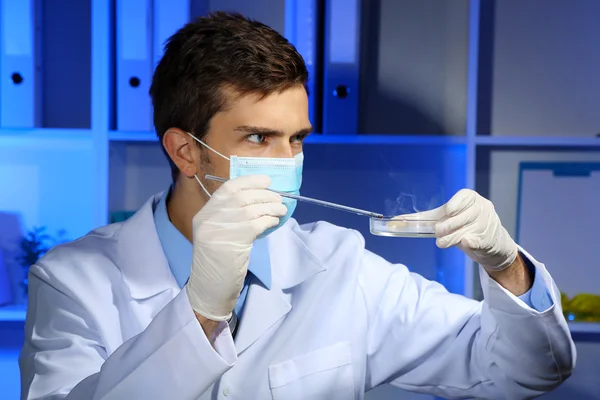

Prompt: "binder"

[322,0,361,134]
[517,162,600,297]
[0,0,41,128]
[0,246,12,306]
[285,0,319,131]
[116,0,153,131]
[153,0,190,68]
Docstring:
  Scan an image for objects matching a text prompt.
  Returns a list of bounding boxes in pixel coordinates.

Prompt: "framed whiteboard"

[516,162,600,298]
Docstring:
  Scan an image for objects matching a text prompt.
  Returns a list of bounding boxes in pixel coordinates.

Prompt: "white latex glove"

[406,189,519,271]
[185,175,287,321]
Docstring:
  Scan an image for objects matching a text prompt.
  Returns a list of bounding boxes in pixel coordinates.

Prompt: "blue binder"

[517,162,600,298]
[285,0,319,131]
[153,0,190,67]
[0,246,12,306]
[322,0,361,134]
[116,0,154,131]
[0,0,41,128]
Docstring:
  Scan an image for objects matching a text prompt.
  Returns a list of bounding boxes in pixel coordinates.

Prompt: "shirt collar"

[153,188,271,289]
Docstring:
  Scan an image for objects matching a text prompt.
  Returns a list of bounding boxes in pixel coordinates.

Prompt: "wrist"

[186,284,229,341]
[195,312,221,342]
[487,252,533,296]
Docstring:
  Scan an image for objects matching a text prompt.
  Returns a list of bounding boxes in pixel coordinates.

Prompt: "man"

[20,12,574,400]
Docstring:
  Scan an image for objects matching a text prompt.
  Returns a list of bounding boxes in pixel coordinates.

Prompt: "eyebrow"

[234,125,313,137]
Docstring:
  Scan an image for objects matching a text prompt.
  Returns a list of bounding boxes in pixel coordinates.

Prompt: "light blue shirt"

[153,189,271,319]
[517,257,554,311]
[154,189,552,315]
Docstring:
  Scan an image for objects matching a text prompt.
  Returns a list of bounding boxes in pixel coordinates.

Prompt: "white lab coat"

[20,193,575,400]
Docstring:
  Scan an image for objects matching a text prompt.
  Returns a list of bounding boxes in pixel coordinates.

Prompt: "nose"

[272,141,295,158]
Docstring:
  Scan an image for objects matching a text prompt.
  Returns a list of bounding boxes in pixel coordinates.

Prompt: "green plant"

[17,226,51,268]
[17,227,66,297]
[17,227,62,269]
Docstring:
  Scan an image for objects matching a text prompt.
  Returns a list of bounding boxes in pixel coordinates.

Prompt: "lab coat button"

[223,388,229,396]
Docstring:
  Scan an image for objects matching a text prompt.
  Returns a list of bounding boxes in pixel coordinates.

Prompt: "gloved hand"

[406,189,519,271]
[185,175,287,321]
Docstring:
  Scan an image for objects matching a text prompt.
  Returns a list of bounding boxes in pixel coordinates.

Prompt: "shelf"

[105,131,600,148]
[0,128,92,139]
[109,130,158,142]
[108,130,468,145]
[107,132,600,147]
[0,128,93,150]
[475,136,600,148]
[0,305,26,322]
[304,135,466,145]
[4,134,598,154]
[568,322,600,335]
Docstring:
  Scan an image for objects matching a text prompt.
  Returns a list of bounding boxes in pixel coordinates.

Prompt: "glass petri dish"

[370,216,438,238]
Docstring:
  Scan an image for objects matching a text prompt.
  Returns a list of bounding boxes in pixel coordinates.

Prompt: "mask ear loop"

[194,174,212,198]
[186,131,230,199]
[186,131,230,161]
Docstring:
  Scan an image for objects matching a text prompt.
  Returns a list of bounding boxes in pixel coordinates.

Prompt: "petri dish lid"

[370,216,438,238]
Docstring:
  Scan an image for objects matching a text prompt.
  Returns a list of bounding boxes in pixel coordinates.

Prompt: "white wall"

[0,134,98,304]
[360,0,469,136]
[109,141,172,213]
[491,0,600,136]
[488,150,600,238]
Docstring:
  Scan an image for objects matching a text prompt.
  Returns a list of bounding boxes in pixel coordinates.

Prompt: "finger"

[461,235,482,251]
[435,207,478,237]
[393,205,447,221]
[445,189,477,217]
[250,215,280,236]
[234,189,282,206]
[244,203,288,219]
[436,224,473,249]
[219,175,272,194]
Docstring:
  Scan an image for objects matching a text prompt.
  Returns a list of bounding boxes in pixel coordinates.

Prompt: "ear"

[162,128,199,178]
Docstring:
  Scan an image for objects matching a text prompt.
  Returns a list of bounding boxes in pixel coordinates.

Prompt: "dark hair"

[150,12,309,182]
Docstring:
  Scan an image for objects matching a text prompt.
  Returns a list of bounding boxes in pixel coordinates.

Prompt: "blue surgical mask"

[187,132,303,237]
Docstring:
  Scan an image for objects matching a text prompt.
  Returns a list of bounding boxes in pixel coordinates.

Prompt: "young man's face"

[200,85,312,183]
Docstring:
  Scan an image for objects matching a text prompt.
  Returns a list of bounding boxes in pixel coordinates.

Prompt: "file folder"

[322,0,361,134]
[116,0,153,131]
[153,0,190,67]
[0,0,41,128]
[0,246,12,306]
[285,0,319,131]
[517,162,600,297]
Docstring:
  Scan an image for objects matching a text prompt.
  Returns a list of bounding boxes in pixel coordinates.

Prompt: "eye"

[291,134,307,144]
[246,134,266,144]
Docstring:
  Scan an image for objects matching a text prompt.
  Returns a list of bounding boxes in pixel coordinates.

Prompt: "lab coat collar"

[116,193,180,300]
[115,194,326,320]
[234,282,291,354]
[268,221,327,290]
